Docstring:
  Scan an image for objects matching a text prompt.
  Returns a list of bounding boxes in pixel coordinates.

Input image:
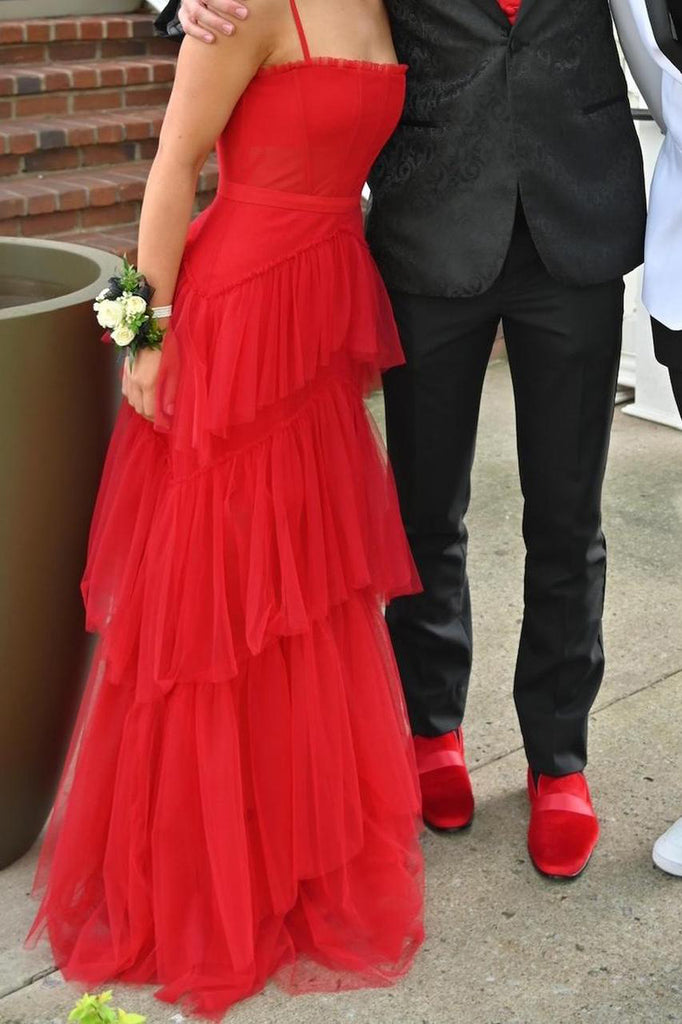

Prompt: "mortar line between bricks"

[0,966,59,1002]
[468,661,682,775]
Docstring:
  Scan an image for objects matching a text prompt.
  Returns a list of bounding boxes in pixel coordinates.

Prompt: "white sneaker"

[653,818,682,877]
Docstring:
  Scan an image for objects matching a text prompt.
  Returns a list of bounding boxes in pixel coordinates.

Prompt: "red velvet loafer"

[527,769,600,879]
[414,729,474,833]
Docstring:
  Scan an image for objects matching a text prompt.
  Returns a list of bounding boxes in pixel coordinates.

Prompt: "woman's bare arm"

[123,0,283,420]
[137,9,280,310]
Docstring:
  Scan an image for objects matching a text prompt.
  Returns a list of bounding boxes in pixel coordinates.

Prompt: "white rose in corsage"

[111,323,136,347]
[92,256,167,368]
[94,299,124,330]
[123,293,148,318]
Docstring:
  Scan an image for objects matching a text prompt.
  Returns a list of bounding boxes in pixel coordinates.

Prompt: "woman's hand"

[122,345,164,422]
[179,0,249,43]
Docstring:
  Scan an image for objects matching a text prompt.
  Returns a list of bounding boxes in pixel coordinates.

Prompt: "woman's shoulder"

[183,0,292,67]
[236,0,292,35]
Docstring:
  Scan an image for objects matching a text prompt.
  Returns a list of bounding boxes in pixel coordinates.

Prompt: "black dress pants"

[383,207,624,776]
[651,316,682,416]
[671,370,682,416]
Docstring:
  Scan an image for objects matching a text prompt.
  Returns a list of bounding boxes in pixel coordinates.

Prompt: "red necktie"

[498,0,522,23]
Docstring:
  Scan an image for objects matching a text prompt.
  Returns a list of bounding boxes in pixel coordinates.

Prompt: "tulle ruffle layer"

[29,592,424,1018]
[83,372,419,699]
[30,212,424,1017]
[155,227,405,470]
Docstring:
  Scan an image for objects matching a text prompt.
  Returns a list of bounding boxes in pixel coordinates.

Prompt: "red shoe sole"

[529,849,594,880]
[424,813,474,835]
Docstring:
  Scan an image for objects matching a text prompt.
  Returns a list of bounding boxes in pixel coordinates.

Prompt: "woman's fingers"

[126,383,142,417]
[125,348,162,421]
[141,385,156,422]
[121,359,131,399]
[178,0,249,43]
[122,361,144,417]
[126,378,155,421]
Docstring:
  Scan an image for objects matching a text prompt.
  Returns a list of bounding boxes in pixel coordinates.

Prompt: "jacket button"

[509,36,524,54]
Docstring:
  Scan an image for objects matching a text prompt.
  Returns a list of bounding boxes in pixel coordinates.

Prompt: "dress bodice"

[219,58,406,199]
[183,7,407,297]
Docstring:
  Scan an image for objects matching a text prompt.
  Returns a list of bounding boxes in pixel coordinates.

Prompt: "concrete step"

[0,56,175,119]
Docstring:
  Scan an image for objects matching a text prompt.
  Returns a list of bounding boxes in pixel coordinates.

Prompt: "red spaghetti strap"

[289,0,312,61]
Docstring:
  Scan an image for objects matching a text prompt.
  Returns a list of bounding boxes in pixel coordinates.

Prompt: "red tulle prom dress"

[27,2,424,1016]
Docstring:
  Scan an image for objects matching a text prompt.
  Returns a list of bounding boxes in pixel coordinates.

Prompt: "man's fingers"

[178,0,248,41]
[178,3,216,43]
[215,0,249,22]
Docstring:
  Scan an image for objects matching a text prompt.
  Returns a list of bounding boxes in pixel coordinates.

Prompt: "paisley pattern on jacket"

[367,0,647,297]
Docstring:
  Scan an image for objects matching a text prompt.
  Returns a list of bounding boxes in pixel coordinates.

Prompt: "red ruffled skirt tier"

[28,196,424,1017]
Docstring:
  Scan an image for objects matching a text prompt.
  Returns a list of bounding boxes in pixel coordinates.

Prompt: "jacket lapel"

[473,0,539,31]
[473,0,512,28]
[513,0,538,29]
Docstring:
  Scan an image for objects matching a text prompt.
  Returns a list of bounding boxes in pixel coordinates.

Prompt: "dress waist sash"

[218,180,361,214]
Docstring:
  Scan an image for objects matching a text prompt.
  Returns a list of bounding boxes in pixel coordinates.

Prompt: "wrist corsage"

[93,256,170,366]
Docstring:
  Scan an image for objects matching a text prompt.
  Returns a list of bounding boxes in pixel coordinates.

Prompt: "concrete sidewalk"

[2,360,681,1024]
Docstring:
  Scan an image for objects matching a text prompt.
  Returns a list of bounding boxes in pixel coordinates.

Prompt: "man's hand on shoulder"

[178,0,250,43]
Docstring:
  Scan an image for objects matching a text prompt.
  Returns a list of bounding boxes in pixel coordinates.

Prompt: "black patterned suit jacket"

[155,0,183,37]
[366,0,648,297]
